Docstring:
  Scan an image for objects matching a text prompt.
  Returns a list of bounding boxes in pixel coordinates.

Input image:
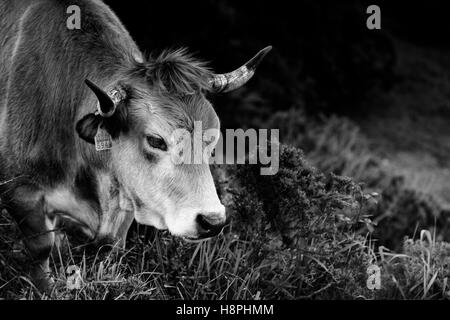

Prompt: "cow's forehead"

[129,88,219,136]
[175,94,219,131]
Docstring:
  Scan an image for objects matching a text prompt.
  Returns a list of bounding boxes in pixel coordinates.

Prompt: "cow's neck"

[44,168,135,245]
[96,171,135,245]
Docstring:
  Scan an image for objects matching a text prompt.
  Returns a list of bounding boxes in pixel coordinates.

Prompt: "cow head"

[76,46,271,240]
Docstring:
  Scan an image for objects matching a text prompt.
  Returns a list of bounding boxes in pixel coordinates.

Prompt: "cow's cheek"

[112,142,178,228]
[134,208,167,229]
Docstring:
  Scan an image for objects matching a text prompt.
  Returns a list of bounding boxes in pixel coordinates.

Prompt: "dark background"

[105,0,450,120]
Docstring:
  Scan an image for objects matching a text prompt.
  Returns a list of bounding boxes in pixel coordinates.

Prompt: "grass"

[0,212,270,300]
[377,230,450,299]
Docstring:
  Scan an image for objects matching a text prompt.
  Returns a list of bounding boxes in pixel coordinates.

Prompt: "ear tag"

[95,125,112,151]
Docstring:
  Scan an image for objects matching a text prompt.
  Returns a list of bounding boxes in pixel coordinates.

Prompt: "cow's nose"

[196,214,226,238]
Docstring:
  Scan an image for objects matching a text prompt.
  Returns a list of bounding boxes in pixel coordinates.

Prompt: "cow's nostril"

[196,214,225,238]
[196,214,213,231]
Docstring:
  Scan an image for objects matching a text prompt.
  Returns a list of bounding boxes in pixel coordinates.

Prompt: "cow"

[0,0,271,292]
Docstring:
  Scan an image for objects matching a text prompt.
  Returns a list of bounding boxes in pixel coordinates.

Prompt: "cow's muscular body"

[0,0,141,288]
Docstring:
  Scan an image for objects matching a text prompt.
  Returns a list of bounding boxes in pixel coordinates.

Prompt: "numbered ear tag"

[95,125,112,151]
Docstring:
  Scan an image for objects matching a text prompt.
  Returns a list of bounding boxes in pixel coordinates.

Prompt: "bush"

[225,144,379,298]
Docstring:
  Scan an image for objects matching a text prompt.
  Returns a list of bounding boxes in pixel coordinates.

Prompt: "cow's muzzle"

[195,213,227,239]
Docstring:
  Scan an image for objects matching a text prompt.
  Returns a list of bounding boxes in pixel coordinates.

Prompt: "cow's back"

[0,0,30,126]
[0,0,142,185]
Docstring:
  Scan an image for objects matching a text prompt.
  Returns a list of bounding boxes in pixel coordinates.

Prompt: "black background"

[104,0,450,123]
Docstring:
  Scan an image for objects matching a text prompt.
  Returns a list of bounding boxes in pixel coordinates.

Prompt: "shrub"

[225,144,379,298]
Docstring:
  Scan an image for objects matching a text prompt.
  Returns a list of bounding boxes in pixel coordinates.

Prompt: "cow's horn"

[208,46,272,93]
[85,79,122,118]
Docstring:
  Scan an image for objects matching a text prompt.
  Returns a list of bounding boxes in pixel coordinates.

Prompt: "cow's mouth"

[182,236,210,243]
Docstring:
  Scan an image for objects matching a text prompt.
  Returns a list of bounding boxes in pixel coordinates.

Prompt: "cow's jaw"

[134,208,167,230]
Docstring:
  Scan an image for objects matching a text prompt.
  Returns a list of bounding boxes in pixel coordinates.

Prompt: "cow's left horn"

[85,79,123,118]
[208,46,272,93]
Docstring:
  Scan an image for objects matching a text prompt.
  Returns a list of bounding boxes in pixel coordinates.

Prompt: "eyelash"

[146,135,167,151]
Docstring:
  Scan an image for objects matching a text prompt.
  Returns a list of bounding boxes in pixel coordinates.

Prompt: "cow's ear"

[101,102,129,138]
[76,113,102,144]
[76,106,128,144]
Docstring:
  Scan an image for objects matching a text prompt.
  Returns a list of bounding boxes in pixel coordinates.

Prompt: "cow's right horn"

[208,46,272,93]
[85,79,123,118]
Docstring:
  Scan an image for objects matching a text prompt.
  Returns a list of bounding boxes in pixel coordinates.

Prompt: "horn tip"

[246,45,273,70]
[84,78,96,89]
[258,46,273,59]
[262,45,273,53]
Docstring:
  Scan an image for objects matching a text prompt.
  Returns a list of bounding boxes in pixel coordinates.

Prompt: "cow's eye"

[146,135,167,151]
